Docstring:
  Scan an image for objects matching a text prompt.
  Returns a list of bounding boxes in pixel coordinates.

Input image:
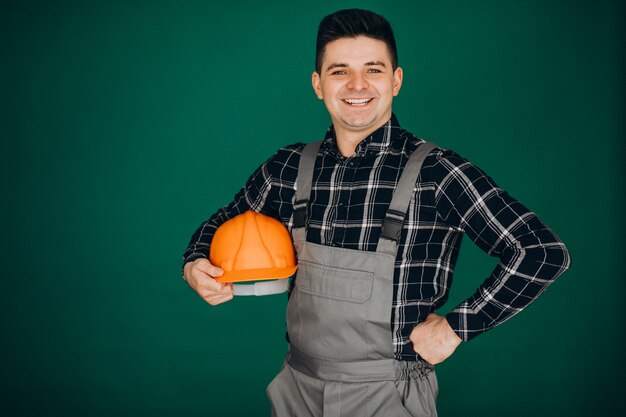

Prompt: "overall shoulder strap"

[293,141,322,230]
[378,141,438,255]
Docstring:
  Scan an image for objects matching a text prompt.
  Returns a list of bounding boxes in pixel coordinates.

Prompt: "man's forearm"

[446,227,571,341]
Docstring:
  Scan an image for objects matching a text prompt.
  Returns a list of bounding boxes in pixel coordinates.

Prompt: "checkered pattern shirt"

[183,114,571,361]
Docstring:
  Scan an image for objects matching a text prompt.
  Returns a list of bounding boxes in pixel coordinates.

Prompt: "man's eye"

[368,69,382,73]
[332,70,347,75]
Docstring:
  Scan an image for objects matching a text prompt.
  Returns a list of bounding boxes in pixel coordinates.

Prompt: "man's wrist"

[445,313,467,343]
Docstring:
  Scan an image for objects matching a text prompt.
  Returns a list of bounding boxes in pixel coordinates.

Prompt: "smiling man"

[182,9,571,417]
[311,36,402,156]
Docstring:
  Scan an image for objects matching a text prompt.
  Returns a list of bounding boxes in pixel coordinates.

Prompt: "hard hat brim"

[214,265,298,283]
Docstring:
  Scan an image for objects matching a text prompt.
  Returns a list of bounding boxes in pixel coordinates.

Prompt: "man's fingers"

[410,313,461,366]
[204,291,234,306]
[188,262,227,292]
[198,282,233,297]
[417,352,438,366]
[184,259,235,305]
[201,274,225,291]
[193,258,224,278]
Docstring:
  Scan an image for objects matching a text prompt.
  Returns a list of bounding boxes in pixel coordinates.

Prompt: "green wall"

[2,0,624,416]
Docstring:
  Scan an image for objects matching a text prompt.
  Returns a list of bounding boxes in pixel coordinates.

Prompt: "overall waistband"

[287,345,434,383]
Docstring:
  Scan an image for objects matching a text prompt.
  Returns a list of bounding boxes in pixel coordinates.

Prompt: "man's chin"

[341,114,392,134]
[339,115,378,130]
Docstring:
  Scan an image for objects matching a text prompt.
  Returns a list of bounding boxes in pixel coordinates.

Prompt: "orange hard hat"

[210,211,297,284]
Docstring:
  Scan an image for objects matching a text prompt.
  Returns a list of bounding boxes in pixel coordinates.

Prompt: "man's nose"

[347,72,369,91]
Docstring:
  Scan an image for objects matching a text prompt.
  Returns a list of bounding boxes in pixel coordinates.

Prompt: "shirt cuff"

[445,311,488,342]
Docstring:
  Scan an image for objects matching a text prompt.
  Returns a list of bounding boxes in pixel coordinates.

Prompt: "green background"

[2,0,624,416]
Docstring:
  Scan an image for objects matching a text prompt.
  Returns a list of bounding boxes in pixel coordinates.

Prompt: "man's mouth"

[342,98,373,107]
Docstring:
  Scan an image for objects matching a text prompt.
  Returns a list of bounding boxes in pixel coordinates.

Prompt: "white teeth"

[344,98,372,106]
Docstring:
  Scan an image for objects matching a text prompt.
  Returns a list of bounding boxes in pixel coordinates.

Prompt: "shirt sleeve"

[181,151,279,272]
[431,149,571,342]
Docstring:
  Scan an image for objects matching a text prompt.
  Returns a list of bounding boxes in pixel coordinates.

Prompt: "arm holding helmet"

[182,146,298,305]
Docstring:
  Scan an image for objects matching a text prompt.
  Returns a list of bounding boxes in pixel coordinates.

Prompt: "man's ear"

[392,67,403,96]
[312,71,324,99]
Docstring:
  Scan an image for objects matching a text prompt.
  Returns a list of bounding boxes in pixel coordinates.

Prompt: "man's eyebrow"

[326,63,348,71]
[325,61,387,72]
[365,61,386,67]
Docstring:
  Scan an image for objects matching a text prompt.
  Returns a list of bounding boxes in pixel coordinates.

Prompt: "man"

[182,9,570,417]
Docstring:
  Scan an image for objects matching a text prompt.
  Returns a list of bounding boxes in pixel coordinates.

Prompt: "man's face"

[312,36,403,140]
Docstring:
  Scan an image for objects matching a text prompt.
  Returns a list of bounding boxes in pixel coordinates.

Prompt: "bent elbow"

[559,242,572,274]
[544,239,571,282]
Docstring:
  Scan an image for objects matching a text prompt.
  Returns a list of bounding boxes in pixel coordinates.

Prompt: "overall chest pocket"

[295,260,374,303]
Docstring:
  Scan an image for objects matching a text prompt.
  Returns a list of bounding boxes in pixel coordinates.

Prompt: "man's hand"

[183,258,233,306]
[409,313,462,365]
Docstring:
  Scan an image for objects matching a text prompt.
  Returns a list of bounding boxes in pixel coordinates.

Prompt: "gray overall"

[267,141,439,417]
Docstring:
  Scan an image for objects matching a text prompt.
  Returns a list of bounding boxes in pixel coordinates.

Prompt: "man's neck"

[335,132,367,157]
[334,120,389,157]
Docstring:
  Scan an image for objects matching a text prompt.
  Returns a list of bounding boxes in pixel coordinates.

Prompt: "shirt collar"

[322,114,401,160]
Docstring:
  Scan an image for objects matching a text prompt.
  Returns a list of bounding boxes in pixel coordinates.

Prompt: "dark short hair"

[315,9,398,74]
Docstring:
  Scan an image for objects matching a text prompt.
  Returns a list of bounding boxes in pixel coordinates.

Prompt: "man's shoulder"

[266,142,307,164]
[262,142,311,179]
[424,145,465,167]
[395,129,457,163]
[280,142,309,152]
[394,130,475,176]
[417,142,497,190]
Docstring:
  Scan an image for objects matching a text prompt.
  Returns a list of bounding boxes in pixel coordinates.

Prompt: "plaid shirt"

[183,114,571,361]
